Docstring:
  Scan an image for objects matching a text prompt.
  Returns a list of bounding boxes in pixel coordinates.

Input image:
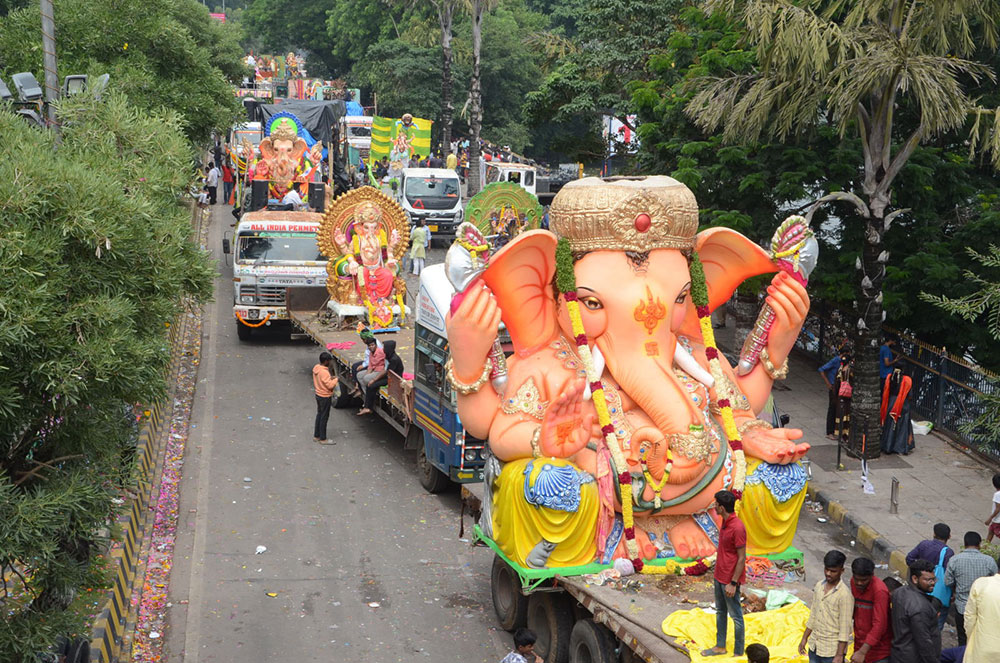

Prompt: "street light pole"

[39,0,58,127]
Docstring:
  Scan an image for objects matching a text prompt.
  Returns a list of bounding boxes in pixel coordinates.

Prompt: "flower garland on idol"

[554,239,746,574]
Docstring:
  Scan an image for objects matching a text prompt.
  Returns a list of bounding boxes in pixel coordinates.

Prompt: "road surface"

[165,203,867,662]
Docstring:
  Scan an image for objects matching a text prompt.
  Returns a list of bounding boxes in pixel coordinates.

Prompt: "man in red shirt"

[702,490,747,657]
[850,557,892,663]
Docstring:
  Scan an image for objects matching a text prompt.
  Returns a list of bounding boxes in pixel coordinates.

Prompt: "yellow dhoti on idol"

[492,458,599,568]
[739,458,808,555]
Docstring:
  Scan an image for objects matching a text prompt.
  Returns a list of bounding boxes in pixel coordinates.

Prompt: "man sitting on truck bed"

[357,340,403,416]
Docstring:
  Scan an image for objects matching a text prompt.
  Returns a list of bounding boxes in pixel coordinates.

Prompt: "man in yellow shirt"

[446,150,458,171]
[800,550,854,663]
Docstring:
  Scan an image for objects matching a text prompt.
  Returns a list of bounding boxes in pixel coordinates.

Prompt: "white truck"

[228,121,264,166]
[341,115,373,164]
[223,211,328,341]
[485,162,537,197]
[399,167,464,242]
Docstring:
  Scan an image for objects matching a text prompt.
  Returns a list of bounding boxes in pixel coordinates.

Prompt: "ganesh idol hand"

[539,379,596,458]
[763,271,809,367]
[444,280,502,383]
[741,426,809,465]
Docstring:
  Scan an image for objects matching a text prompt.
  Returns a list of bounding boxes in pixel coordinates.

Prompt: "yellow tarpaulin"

[662,602,811,663]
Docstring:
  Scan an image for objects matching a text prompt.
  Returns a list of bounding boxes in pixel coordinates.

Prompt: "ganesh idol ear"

[697,227,776,309]
[679,227,776,339]
[481,229,560,354]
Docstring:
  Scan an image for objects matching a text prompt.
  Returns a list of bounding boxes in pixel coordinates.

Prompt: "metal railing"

[792,307,1000,462]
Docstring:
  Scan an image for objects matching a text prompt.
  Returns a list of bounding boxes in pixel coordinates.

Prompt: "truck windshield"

[237,233,324,263]
[405,177,460,210]
[234,130,262,147]
[347,125,371,138]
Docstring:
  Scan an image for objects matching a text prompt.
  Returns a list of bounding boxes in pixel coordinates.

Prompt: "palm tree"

[465,0,499,196]
[429,0,459,155]
[686,0,1000,458]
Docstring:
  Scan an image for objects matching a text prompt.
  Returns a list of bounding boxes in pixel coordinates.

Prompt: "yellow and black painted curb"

[805,484,908,578]
[89,319,182,662]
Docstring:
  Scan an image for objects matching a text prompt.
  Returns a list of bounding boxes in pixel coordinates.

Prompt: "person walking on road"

[312,352,338,444]
[799,550,853,663]
[410,218,429,276]
[962,571,1000,662]
[985,473,1000,542]
[222,162,234,205]
[889,559,941,663]
[500,627,542,663]
[701,490,746,658]
[206,164,220,205]
[905,523,954,629]
[818,348,845,440]
[849,557,892,663]
[943,531,997,646]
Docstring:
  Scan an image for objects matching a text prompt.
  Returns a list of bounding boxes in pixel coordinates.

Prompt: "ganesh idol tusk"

[673,340,714,389]
[583,344,606,400]
[736,215,820,376]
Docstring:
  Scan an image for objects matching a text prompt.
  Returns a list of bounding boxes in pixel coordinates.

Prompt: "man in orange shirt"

[313,352,338,444]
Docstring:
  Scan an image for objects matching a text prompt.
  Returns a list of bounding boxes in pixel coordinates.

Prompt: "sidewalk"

[717,326,999,577]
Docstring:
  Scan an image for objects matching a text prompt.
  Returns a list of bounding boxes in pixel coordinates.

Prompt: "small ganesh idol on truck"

[446,176,815,572]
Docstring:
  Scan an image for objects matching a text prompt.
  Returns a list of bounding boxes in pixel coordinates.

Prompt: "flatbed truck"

[285,263,487,492]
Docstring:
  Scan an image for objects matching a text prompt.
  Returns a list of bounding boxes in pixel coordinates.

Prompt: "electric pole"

[40,0,58,127]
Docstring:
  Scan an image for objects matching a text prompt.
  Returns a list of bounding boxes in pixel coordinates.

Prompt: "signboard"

[210,12,226,22]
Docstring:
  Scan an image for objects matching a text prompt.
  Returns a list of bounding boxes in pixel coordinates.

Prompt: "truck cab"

[228,121,263,164]
[485,162,536,197]
[341,115,373,164]
[399,168,464,242]
[226,211,328,340]
[412,263,486,489]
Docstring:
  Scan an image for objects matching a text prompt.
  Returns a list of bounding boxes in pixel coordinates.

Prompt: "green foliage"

[523,0,683,160]
[351,40,443,121]
[0,0,244,144]
[0,93,212,659]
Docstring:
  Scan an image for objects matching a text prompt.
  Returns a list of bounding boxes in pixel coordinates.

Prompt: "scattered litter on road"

[368,602,380,608]
[817,517,828,523]
[255,545,267,554]
[243,477,252,482]
[266,592,278,598]
[149,631,160,639]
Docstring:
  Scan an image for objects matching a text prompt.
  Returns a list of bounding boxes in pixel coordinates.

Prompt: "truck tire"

[569,619,616,663]
[417,444,450,493]
[527,592,575,663]
[491,555,528,631]
[236,320,252,341]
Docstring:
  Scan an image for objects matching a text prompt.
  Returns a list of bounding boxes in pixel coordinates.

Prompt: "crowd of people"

[818,336,913,454]
[311,327,408,444]
[694,485,1000,663]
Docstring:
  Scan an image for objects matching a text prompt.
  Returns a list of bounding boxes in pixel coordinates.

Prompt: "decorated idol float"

[252,112,324,202]
[317,187,410,330]
[445,176,816,573]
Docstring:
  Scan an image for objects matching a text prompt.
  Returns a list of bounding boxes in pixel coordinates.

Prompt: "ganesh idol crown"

[445,176,814,571]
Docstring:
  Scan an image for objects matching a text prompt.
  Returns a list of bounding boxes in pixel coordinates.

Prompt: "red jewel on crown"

[634,213,651,232]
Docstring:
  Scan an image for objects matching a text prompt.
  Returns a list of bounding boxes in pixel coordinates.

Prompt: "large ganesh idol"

[318,186,409,329]
[253,112,324,200]
[446,177,812,570]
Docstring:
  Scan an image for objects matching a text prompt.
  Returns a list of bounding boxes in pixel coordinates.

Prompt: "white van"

[484,162,537,197]
[399,167,464,241]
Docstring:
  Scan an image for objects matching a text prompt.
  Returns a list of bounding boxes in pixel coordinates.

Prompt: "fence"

[792,306,1000,462]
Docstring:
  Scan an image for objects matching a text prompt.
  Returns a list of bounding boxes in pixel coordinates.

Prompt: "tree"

[0,93,213,660]
[686,0,1000,458]
[351,40,442,120]
[523,0,683,162]
[0,0,244,145]
[429,0,458,153]
[464,0,499,195]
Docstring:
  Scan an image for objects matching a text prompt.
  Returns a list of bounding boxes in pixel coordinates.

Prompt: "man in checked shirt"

[799,550,854,663]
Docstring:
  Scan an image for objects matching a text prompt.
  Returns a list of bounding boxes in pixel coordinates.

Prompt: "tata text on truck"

[226,212,328,340]
[399,167,463,241]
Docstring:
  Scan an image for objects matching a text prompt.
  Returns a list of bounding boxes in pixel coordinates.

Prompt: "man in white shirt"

[281,182,307,211]
[205,164,220,204]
